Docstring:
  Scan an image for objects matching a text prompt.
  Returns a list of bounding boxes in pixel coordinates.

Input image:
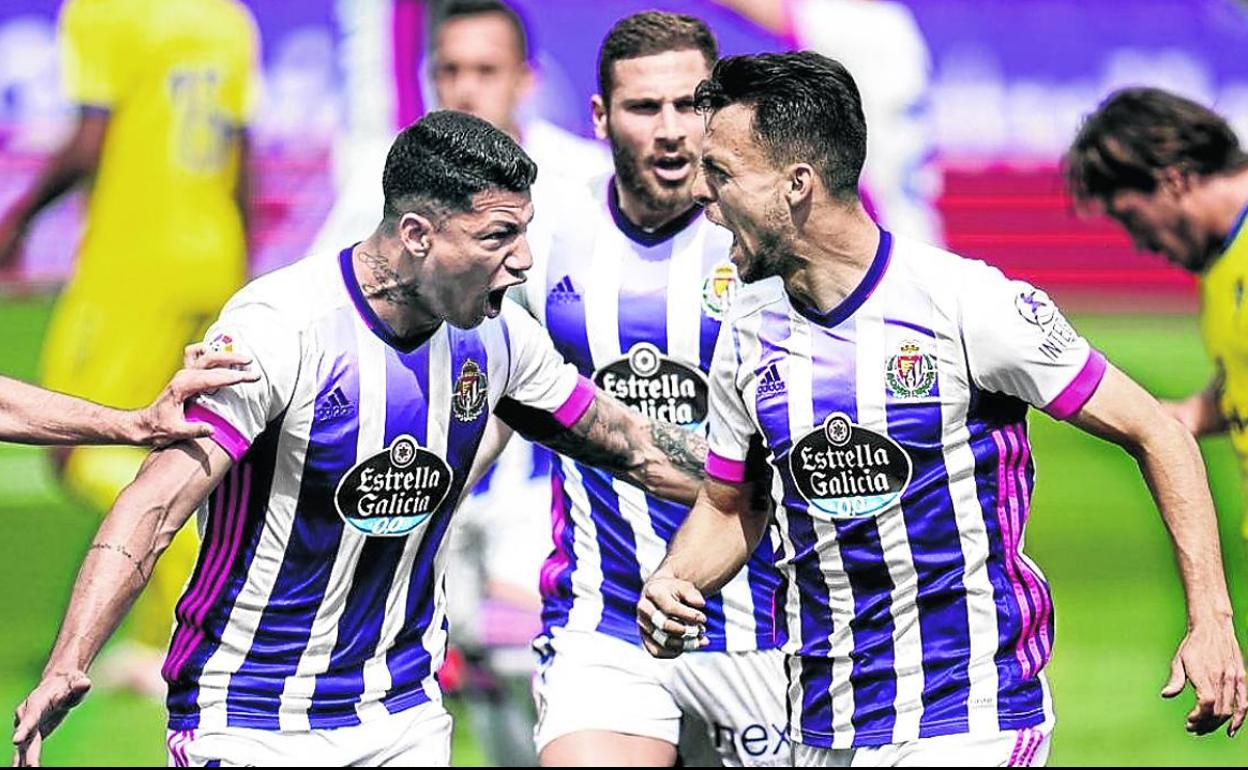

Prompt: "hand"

[11,669,91,767]
[637,575,709,659]
[134,347,258,447]
[1160,398,1203,436]
[1161,619,1247,737]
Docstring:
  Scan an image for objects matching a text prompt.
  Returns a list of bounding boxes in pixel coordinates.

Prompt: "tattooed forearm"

[87,542,150,582]
[648,420,707,481]
[563,397,645,475]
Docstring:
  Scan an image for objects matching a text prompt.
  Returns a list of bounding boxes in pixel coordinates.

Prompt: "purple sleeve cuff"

[706,451,747,484]
[185,403,252,462]
[1043,349,1108,420]
[552,375,596,428]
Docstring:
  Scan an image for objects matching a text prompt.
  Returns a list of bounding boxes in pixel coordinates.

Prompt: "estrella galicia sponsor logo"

[593,342,708,427]
[1015,288,1079,361]
[334,435,454,537]
[789,412,912,520]
[701,262,738,320]
[885,340,937,399]
[452,359,488,422]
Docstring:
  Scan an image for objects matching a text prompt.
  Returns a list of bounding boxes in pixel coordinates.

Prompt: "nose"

[691,164,713,207]
[508,234,534,275]
[656,103,686,146]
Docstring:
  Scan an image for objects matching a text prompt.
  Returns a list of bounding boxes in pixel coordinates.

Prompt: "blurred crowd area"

[1,0,1246,303]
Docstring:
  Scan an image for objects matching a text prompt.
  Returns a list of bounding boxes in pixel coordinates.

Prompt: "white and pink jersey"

[170,246,592,733]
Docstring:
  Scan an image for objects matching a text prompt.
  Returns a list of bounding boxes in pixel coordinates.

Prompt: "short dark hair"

[695,52,867,200]
[597,11,717,103]
[382,110,537,223]
[1066,87,1248,203]
[438,0,530,62]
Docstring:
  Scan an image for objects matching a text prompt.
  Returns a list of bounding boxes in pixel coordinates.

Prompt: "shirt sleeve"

[500,299,592,427]
[961,261,1107,420]
[186,296,301,461]
[705,318,758,484]
[59,0,135,108]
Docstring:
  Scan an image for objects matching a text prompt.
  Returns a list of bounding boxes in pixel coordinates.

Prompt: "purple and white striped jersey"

[518,177,782,652]
[704,229,1107,748]
[169,246,593,732]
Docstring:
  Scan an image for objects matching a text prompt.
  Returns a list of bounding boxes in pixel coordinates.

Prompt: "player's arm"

[0,347,256,447]
[638,461,771,659]
[1162,375,1227,437]
[495,390,706,506]
[12,438,233,766]
[1067,363,1246,737]
[707,0,788,34]
[0,110,107,268]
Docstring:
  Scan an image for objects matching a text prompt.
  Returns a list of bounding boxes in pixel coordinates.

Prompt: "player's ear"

[397,211,435,257]
[591,94,609,141]
[785,163,816,209]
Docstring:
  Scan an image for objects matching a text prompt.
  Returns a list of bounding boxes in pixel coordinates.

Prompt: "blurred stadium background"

[1,0,1246,765]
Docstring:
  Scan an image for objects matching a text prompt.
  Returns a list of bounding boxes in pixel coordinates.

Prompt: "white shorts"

[165,699,453,767]
[793,726,1051,767]
[532,628,789,767]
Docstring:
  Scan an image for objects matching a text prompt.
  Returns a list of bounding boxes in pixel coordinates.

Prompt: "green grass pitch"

[0,297,1243,765]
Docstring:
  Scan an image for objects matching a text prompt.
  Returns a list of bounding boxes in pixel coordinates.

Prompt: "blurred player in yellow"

[1067,87,1248,541]
[0,0,260,689]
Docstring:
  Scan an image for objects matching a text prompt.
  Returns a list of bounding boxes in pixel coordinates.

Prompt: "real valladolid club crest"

[701,263,738,320]
[886,340,937,399]
[452,359,488,422]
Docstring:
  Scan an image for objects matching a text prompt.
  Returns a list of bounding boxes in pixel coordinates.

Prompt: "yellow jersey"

[1199,204,1248,501]
[59,0,259,291]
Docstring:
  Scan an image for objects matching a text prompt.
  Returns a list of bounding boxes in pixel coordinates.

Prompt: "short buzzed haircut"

[1065,87,1248,204]
[382,110,537,223]
[597,11,717,104]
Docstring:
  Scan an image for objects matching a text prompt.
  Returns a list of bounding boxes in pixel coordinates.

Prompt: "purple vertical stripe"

[1007,424,1053,669]
[166,411,286,729]
[224,312,361,728]
[381,326,491,713]
[882,360,974,738]
[539,464,579,635]
[306,343,434,725]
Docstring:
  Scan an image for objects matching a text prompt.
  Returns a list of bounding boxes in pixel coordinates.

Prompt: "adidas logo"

[549,275,581,304]
[756,362,786,397]
[315,386,356,421]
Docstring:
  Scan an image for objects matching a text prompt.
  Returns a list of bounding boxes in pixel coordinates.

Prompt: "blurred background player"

[310,0,610,253]
[709,0,943,244]
[1065,87,1248,542]
[508,12,786,766]
[0,0,259,694]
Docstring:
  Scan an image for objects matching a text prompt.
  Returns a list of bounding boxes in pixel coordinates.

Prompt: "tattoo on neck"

[649,420,708,480]
[88,542,149,582]
[358,249,422,308]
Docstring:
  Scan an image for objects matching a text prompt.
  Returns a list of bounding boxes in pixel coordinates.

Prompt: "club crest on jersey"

[452,359,488,422]
[594,342,709,428]
[885,340,937,399]
[334,434,454,537]
[789,412,913,520]
[701,263,738,320]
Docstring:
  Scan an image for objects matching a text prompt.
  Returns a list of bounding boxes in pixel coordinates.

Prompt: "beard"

[608,126,694,216]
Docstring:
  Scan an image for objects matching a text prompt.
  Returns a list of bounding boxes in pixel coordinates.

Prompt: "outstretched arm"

[1069,362,1245,737]
[12,438,232,766]
[495,390,707,506]
[0,347,256,447]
